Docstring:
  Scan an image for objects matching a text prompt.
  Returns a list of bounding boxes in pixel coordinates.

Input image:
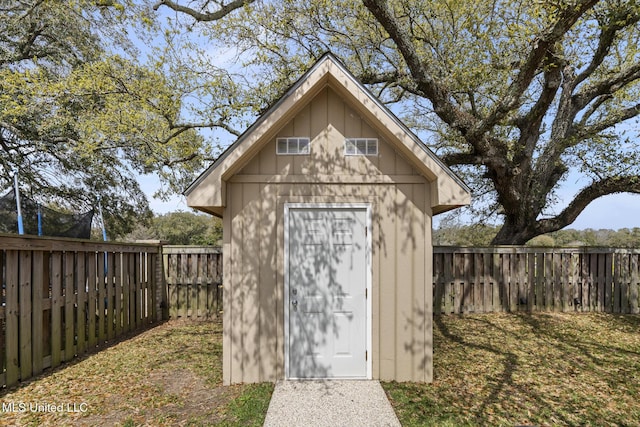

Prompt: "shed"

[185,53,470,384]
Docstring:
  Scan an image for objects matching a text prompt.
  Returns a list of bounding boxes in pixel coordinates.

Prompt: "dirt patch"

[0,321,270,426]
[77,368,232,426]
[147,368,231,422]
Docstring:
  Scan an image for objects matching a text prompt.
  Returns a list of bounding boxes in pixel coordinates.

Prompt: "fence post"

[156,243,169,321]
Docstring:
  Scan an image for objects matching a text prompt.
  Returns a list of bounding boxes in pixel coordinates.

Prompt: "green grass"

[383,313,640,427]
[4,313,638,426]
[0,320,274,426]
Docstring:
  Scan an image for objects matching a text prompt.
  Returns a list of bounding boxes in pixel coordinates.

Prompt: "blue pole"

[37,203,43,236]
[13,169,24,235]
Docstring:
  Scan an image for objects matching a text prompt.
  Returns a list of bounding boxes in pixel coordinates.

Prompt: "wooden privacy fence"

[163,246,223,319]
[0,234,165,389]
[434,247,640,314]
[160,245,640,317]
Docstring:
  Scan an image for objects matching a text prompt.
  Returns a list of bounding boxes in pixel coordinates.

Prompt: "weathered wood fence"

[434,247,640,314]
[163,246,223,320]
[161,245,640,317]
[0,234,165,389]
[4,242,638,389]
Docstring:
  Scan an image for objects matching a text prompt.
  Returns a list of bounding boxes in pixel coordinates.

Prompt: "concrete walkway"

[263,380,401,427]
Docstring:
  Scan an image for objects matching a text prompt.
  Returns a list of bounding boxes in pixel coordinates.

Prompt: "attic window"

[276,137,310,155]
[345,138,378,156]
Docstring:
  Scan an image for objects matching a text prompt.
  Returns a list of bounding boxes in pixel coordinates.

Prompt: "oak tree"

[0,0,214,236]
[157,0,640,244]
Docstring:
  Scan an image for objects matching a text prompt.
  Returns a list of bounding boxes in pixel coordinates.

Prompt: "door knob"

[292,299,298,311]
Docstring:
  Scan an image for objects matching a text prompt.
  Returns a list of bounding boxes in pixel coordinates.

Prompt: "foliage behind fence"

[0,234,164,389]
[434,247,640,314]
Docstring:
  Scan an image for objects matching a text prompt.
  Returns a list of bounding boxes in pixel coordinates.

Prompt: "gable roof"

[185,52,470,216]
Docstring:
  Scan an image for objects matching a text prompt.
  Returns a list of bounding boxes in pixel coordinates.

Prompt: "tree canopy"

[155,0,640,244]
[0,0,214,236]
[124,211,222,245]
[433,222,640,248]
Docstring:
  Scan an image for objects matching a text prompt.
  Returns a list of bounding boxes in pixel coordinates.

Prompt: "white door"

[287,207,368,379]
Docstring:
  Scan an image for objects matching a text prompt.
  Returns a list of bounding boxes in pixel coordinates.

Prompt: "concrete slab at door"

[287,207,368,379]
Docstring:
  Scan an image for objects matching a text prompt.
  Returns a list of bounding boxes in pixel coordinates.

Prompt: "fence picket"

[50,252,62,369]
[621,253,630,314]
[5,250,19,387]
[122,253,130,333]
[31,251,45,375]
[580,254,588,312]
[115,253,123,335]
[64,253,75,362]
[631,254,639,314]
[97,253,106,345]
[87,252,97,348]
[19,251,33,381]
[106,252,115,340]
[76,252,86,354]
[444,252,454,314]
[483,253,492,312]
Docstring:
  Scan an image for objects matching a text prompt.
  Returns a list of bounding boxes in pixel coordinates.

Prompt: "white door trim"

[284,203,372,380]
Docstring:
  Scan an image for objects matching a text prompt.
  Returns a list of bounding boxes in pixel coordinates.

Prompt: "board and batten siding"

[222,86,433,384]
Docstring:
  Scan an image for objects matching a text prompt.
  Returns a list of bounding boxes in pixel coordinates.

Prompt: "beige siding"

[239,87,419,179]
[223,87,435,384]
[258,182,278,381]
[224,182,432,383]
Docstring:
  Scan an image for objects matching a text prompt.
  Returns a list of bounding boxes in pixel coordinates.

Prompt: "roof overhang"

[185,53,470,217]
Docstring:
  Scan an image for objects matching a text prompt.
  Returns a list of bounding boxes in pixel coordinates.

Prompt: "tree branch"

[474,0,598,138]
[574,6,640,87]
[575,102,640,139]
[514,47,563,164]
[153,0,254,22]
[573,62,640,111]
[362,0,477,139]
[441,151,486,167]
[161,120,241,144]
[536,175,640,234]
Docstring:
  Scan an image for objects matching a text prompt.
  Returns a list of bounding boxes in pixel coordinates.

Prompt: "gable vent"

[345,138,378,156]
[276,137,310,155]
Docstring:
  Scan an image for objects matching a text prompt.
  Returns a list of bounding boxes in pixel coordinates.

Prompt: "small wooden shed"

[185,53,470,384]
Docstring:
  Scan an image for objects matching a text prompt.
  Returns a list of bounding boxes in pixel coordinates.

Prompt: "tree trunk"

[491,217,538,245]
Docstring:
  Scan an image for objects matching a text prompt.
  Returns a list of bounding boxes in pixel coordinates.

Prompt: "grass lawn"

[0,320,273,426]
[383,313,640,427]
[2,314,638,426]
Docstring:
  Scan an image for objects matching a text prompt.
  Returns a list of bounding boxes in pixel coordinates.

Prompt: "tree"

[0,0,214,237]
[124,211,222,245]
[154,0,640,244]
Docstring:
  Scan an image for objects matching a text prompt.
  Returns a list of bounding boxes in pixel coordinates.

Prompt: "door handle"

[292,299,298,311]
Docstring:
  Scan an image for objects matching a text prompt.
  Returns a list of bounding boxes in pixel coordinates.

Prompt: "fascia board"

[185,52,471,210]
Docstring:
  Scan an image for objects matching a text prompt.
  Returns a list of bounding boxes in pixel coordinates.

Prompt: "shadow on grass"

[386,313,640,426]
